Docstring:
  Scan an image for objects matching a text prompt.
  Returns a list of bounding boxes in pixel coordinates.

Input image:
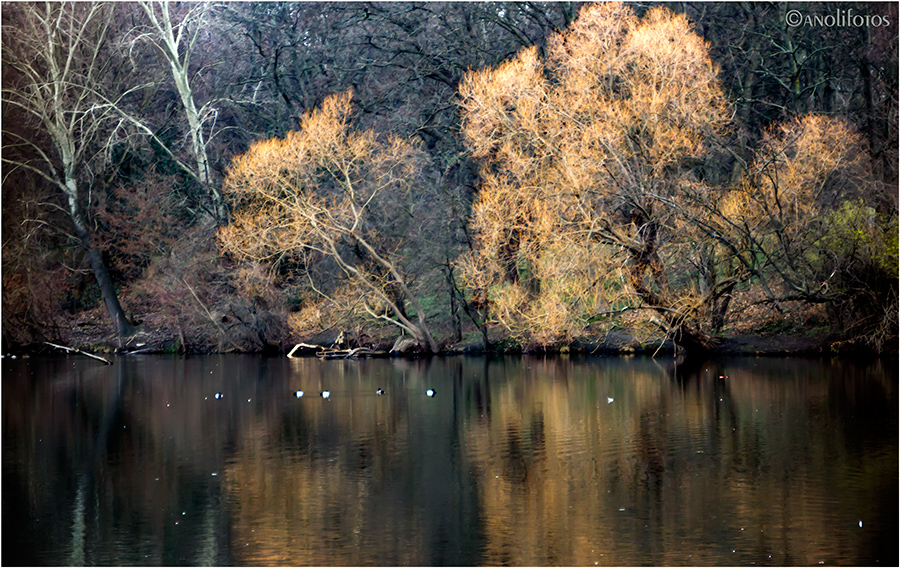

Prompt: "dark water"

[2,354,897,566]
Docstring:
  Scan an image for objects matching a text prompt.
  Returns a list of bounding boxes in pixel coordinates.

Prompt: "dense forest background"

[2,1,897,355]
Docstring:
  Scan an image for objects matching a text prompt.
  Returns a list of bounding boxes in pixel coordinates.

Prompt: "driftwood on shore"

[287,343,322,358]
[317,347,387,359]
[44,342,112,365]
[287,343,387,359]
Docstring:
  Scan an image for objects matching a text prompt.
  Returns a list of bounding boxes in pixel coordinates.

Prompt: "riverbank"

[7,312,888,359]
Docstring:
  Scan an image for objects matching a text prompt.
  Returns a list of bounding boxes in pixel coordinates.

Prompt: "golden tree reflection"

[3,356,895,565]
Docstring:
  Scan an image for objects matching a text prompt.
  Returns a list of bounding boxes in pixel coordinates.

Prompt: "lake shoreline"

[9,325,893,359]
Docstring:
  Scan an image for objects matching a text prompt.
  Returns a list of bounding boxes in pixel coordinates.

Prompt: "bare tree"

[2,2,134,337]
[126,0,227,222]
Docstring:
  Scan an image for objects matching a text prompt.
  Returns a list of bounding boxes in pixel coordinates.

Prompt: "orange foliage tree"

[219,91,439,352]
[458,3,730,351]
[458,2,892,352]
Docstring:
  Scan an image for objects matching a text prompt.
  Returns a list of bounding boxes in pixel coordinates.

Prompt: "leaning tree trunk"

[65,181,134,338]
[81,236,135,338]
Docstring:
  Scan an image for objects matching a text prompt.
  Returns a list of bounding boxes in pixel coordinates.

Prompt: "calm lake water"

[2,354,897,566]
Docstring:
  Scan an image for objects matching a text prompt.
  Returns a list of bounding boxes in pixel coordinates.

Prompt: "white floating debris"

[211,472,217,476]
[247,399,251,403]
[295,390,304,398]
[321,390,331,399]
[426,389,435,397]
[607,397,614,404]
[859,520,863,528]
[214,392,223,399]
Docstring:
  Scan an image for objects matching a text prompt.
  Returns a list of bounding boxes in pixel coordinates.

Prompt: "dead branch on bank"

[44,342,112,365]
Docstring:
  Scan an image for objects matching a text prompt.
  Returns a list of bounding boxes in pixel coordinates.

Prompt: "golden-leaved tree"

[710,116,896,349]
[460,2,894,353]
[219,91,439,352]
[458,3,730,351]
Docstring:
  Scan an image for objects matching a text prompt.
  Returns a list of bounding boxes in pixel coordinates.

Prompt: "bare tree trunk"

[65,185,134,337]
[139,1,227,223]
[446,267,463,343]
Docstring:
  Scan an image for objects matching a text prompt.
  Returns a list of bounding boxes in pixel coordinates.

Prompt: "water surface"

[3,354,897,565]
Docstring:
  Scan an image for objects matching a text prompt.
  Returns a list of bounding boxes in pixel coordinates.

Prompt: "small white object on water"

[295,390,304,398]
[426,389,435,397]
[211,472,217,476]
[321,390,331,399]
[247,398,251,403]
[376,388,384,396]
[215,392,223,399]
[607,397,614,404]
[859,520,863,528]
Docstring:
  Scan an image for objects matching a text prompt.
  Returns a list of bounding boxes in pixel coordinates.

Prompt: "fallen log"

[122,347,154,355]
[316,347,387,359]
[287,343,325,358]
[44,342,112,365]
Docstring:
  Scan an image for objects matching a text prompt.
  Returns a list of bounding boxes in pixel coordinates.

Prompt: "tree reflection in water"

[2,354,896,565]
